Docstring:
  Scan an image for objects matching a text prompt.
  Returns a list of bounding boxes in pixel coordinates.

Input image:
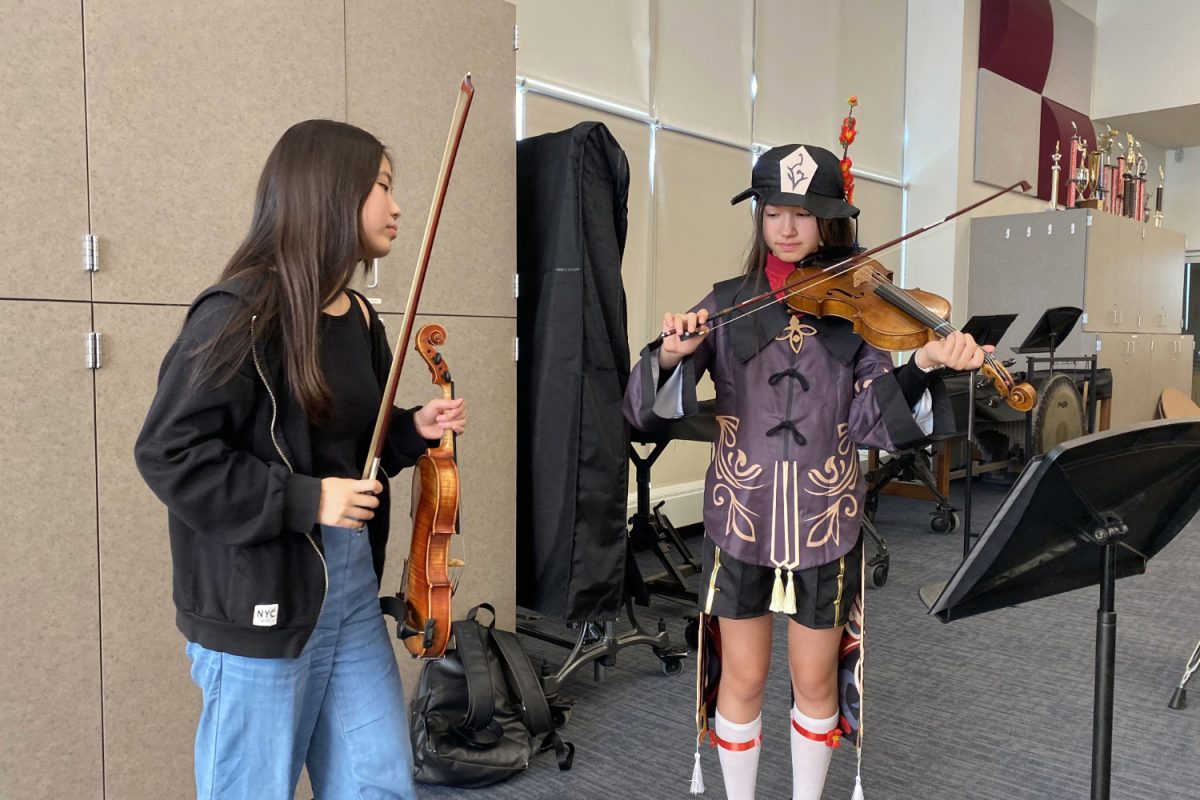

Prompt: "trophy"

[1135,147,1148,223]
[1093,125,1117,213]
[1048,141,1062,210]
[1122,133,1137,217]
[1069,123,1099,209]
[1154,165,1165,228]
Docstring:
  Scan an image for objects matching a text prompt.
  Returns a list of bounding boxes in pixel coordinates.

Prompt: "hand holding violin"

[914,331,992,372]
[658,309,710,370]
[414,397,466,440]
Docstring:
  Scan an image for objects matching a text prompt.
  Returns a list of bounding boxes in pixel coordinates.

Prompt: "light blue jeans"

[186,525,415,800]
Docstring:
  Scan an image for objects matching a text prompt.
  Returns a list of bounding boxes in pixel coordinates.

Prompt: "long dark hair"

[195,119,387,424]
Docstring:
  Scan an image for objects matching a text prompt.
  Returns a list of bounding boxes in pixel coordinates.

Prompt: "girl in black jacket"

[135,119,465,800]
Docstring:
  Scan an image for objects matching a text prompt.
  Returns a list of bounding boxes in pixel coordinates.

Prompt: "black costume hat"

[730,143,860,219]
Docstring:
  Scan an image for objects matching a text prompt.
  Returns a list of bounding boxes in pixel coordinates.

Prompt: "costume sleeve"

[847,346,955,451]
[623,294,717,432]
[134,296,322,546]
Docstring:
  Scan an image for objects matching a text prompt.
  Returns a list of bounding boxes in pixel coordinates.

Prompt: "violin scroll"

[981,360,1037,412]
[416,323,452,390]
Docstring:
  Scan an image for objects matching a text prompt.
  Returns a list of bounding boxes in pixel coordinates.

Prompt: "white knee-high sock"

[790,706,839,800]
[714,709,762,800]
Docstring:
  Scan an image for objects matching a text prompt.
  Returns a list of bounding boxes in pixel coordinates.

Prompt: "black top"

[313,299,381,478]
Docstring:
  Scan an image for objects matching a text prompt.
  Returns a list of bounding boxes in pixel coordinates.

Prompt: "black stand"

[956,314,1018,557]
[921,419,1200,800]
[627,440,701,603]
[1011,305,1083,361]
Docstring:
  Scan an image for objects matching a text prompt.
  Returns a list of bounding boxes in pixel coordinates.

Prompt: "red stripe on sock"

[792,718,842,748]
[708,729,763,751]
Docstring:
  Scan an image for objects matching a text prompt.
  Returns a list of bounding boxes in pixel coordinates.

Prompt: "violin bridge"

[448,558,465,568]
[851,266,874,287]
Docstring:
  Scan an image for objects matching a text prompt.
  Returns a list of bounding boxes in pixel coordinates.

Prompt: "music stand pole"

[963,369,977,558]
[1092,532,1121,800]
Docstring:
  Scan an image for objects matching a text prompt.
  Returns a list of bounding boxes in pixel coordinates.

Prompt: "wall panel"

[93,304,197,800]
[0,300,102,799]
[84,0,346,306]
[0,1,89,301]
[654,0,754,146]
[347,0,516,319]
[515,0,651,111]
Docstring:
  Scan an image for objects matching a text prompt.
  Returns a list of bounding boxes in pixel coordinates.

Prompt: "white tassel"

[850,774,864,800]
[769,567,785,612]
[783,569,798,614]
[689,749,705,794]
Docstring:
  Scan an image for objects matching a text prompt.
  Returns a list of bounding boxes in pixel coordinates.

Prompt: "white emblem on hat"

[778,146,814,196]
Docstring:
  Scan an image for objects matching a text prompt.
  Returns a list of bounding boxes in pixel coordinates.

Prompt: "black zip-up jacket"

[134,281,432,658]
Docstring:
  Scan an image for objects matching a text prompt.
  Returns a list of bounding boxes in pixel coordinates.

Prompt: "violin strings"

[671,259,1015,390]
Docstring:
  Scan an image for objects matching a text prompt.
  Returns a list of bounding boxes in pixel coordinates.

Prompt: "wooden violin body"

[781,256,1036,412]
[403,323,460,659]
[784,258,951,352]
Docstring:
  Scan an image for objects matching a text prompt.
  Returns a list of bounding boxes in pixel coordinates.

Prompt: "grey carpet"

[416,478,1200,799]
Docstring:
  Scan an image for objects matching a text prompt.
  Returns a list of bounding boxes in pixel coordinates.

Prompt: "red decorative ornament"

[839,95,858,204]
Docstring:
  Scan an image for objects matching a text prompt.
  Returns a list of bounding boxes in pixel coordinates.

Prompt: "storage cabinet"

[969,209,1188,427]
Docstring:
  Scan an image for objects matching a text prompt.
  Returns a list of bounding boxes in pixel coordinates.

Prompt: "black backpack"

[408,604,574,787]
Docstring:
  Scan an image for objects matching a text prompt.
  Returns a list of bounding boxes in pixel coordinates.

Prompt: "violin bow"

[362,74,474,482]
[648,180,1032,349]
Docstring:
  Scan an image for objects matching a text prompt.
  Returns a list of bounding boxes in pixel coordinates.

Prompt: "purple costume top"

[623,273,954,572]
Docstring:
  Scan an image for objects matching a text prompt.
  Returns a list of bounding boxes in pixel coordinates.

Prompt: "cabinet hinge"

[513,274,520,299]
[87,331,102,369]
[83,234,98,272]
[1086,214,1093,227]
[514,337,519,362]
[513,24,519,51]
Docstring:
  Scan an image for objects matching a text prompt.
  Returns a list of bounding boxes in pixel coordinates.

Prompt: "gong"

[1028,373,1086,456]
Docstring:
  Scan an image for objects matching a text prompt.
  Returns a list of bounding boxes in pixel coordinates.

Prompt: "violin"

[650,181,1037,413]
[402,324,461,659]
[782,257,1036,412]
[361,75,473,659]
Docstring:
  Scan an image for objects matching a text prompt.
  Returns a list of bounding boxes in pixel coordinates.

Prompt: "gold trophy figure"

[1048,140,1062,210]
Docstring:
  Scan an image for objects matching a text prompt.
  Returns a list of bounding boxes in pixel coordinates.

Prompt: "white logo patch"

[778,146,815,196]
[253,604,279,627]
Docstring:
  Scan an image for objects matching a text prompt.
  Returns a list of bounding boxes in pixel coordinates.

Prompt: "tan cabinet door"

[84,0,347,306]
[0,1,90,301]
[1097,332,1151,428]
[93,303,199,800]
[1139,227,1186,334]
[346,0,516,319]
[0,300,102,798]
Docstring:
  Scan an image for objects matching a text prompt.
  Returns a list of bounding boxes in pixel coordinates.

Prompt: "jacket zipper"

[250,316,329,615]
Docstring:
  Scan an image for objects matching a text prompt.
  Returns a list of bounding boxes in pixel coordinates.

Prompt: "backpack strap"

[488,626,575,771]
[450,611,496,732]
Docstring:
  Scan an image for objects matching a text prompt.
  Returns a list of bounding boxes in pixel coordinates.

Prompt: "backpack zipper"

[250,316,329,612]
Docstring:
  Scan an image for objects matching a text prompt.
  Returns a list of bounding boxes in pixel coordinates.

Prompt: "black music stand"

[955,314,1017,557]
[960,313,1017,349]
[920,419,1200,800]
[1012,305,1083,358]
